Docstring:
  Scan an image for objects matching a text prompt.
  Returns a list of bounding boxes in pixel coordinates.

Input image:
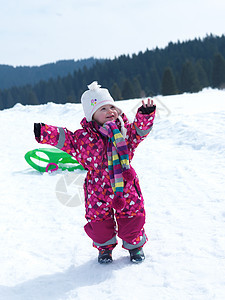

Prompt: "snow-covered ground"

[0,88,225,300]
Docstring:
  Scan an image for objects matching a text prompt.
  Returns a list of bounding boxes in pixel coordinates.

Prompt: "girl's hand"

[142,98,154,108]
[139,98,156,114]
[34,123,45,138]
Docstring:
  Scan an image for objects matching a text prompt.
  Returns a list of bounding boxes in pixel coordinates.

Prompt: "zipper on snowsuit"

[133,179,141,197]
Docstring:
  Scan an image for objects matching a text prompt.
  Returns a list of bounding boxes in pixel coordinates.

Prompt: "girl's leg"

[116,214,147,250]
[84,217,118,250]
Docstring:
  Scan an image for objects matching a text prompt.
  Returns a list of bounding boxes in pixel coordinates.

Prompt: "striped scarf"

[98,121,135,210]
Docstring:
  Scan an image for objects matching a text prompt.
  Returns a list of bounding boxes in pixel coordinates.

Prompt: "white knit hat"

[81,81,122,122]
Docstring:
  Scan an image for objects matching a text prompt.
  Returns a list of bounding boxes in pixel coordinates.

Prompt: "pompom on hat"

[81,81,122,122]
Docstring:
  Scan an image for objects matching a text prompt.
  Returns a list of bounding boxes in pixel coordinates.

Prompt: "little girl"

[34,81,156,264]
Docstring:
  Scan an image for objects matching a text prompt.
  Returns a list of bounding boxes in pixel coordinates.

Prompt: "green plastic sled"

[24,148,85,172]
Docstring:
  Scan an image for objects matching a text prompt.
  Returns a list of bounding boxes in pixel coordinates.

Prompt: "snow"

[0,88,225,300]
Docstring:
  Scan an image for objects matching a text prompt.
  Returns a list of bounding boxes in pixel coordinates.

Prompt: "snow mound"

[0,88,225,300]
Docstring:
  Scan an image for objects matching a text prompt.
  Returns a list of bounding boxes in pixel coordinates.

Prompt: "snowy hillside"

[0,89,225,300]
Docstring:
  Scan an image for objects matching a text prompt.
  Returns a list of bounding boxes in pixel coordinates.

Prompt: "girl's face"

[93,104,119,125]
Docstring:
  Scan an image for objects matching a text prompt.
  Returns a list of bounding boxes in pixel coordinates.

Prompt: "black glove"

[139,105,156,114]
[34,123,44,138]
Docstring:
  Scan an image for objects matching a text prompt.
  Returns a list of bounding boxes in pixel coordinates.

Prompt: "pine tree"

[180,61,201,93]
[212,53,225,88]
[132,77,142,98]
[34,80,46,104]
[27,90,39,105]
[55,77,67,104]
[0,91,3,110]
[6,90,15,108]
[148,67,161,95]
[67,89,76,103]
[44,79,56,102]
[111,83,122,100]
[161,67,177,95]
[196,61,209,88]
[121,79,135,100]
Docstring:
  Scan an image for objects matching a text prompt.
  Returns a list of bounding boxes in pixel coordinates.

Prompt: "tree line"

[0,34,225,110]
[0,57,98,90]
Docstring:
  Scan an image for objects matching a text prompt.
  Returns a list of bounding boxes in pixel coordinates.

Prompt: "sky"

[0,0,225,67]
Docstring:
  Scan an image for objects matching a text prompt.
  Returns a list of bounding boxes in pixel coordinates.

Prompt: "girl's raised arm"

[34,122,79,157]
[125,99,156,151]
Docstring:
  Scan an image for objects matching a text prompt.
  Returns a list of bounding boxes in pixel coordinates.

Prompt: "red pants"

[84,213,147,250]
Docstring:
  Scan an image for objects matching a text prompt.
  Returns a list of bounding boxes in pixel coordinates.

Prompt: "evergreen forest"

[0,34,225,110]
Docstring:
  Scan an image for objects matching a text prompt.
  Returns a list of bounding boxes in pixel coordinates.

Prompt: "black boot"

[129,247,145,263]
[98,249,113,264]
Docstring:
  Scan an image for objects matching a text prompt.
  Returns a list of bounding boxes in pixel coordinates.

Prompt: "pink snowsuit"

[36,107,155,250]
